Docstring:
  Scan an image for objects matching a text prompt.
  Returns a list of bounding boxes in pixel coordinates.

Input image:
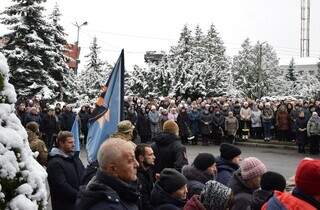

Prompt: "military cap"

[116,120,135,133]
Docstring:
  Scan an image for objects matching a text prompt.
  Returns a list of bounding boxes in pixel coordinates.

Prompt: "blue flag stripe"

[86,50,124,163]
[71,118,80,152]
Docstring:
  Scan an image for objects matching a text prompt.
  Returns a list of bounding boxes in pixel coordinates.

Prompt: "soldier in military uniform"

[110,120,135,143]
[26,121,48,166]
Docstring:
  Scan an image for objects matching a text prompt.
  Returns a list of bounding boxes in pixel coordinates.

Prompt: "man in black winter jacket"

[47,131,85,210]
[135,144,156,210]
[60,105,75,131]
[151,120,188,177]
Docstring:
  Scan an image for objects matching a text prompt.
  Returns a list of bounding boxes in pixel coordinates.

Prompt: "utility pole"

[257,41,266,99]
[72,21,88,75]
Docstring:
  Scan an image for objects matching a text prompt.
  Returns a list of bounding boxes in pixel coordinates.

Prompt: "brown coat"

[276,110,289,130]
[27,129,48,166]
[225,116,239,135]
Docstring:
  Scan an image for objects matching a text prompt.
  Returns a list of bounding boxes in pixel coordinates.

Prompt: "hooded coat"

[216,156,239,186]
[182,165,215,199]
[151,132,188,174]
[228,170,255,210]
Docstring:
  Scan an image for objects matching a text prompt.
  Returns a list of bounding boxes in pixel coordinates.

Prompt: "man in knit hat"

[151,120,188,177]
[182,153,217,199]
[262,158,320,209]
[228,157,267,210]
[150,168,188,209]
[216,143,242,185]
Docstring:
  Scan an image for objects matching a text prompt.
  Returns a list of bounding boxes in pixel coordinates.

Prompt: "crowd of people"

[16,94,320,155]
[49,122,320,210]
[14,94,320,209]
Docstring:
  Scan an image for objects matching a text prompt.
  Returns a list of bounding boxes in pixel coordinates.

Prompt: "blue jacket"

[60,110,75,131]
[216,156,239,186]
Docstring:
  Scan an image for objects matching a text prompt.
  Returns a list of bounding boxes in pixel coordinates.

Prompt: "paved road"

[79,143,315,179]
[46,144,318,209]
[183,144,316,179]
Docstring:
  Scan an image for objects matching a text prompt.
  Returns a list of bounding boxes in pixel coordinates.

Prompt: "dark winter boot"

[194,135,198,145]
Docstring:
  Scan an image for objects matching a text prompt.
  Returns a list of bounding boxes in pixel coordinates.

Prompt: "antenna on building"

[300,0,310,57]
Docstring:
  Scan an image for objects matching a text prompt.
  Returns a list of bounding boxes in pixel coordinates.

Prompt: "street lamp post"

[72,21,88,75]
[257,41,267,99]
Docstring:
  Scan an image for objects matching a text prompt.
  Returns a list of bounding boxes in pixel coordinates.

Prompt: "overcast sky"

[1,0,320,72]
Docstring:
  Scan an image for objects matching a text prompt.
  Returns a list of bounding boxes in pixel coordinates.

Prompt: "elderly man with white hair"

[75,138,140,209]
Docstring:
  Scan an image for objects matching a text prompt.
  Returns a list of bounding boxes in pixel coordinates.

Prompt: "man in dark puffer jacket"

[151,120,188,178]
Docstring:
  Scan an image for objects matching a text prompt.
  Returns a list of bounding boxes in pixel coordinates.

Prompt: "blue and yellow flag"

[71,117,80,152]
[86,50,124,163]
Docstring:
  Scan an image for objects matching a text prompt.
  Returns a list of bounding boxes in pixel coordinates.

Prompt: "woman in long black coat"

[177,106,190,145]
[200,109,212,146]
[295,110,308,153]
[137,108,151,143]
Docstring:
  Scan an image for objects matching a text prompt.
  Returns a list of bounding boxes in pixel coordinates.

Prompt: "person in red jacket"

[262,158,320,210]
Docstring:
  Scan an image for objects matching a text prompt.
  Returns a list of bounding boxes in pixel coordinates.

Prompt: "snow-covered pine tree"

[124,69,133,96]
[0,52,47,210]
[153,53,173,97]
[48,3,78,102]
[285,58,298,82]
[296,71,320,98]
[187,25,207,98]
[0,0,60,99]
[78,37,107,103]
[232,39,281,99]
[169,24,194,98]
[204,24,231,97]
[232,38,256,98]
[257,42,281,97]
[126,65,145,96]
